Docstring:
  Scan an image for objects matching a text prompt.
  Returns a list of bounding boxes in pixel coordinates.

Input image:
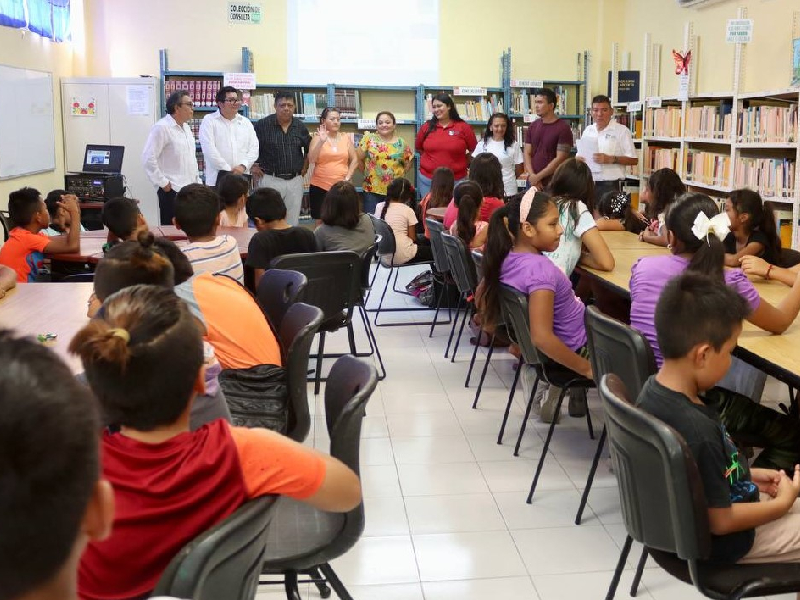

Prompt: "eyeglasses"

[180,102,195,108]
[223,98,242,104]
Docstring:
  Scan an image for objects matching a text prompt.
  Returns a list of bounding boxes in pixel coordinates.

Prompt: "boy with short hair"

[101,197,148,251]
[639,272,800,565]
[0,329,114,600]
[43,189,86,236]
[174,183,244,283]
[0,187,81,282]
[246,187,316,285]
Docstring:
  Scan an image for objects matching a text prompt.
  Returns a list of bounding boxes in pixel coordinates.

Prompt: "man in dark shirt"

[252,92,312,227]
[523,87,574,190]
[245,187,316,286]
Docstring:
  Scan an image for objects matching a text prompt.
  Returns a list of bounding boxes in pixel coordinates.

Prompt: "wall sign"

[223,72,256,90]
[228,2,262,24]
[726,19,753,44]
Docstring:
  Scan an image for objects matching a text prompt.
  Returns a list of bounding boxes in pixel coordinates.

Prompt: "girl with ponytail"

[723,188,781,267]
[449,181,488,249]
[375,178,433,265]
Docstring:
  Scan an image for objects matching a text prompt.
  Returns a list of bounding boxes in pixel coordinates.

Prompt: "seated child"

[723,189,781,267]
[442,153,505,229]
[449,181,488,250]
[71,285,362,600]
[43,189,86,236]
[217,173,250,228]
[638,272,800,565]
[0,330,114,600]
[593,190,643,233]
[315,181,376,255]
[174,183,244,283]
[101,196,149,251]
[420,166,455,239]
[246,187,317,285]
[375,178,433,266]
[638,167,685,247]
[0,187,81,282]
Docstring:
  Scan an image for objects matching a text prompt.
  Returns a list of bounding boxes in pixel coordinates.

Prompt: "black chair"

[354,244,386,380]
[778,247,800,269]
[0,210,13,242]
[425,217,455,337]
[58,273,95,282]
[270,252,361,395]
[256,268,308,333]
[279,303,323,443]
[152,496,277,600]
[599,374,800,600]
[439,232,479,367]
[261,355,378,600]
[368,214,436,327]
[576,306,657,525]
[497,285,595,504]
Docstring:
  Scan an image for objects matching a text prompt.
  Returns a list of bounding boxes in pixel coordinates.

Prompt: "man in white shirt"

[142,90,201,224]
[580,94,638,198]
[199,86,258,187]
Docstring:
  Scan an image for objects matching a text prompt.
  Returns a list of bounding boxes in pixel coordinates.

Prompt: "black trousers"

[158,187,178,225]
[594,179,624,200]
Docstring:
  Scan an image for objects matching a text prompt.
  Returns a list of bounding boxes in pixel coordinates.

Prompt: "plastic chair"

[58,273,95,282]
[0,210,13,242]
[261,355,378,600]
[425,218,455,336]
[439,232,478,367]
[256,268,308,333]
[576,306,657,525]
[368,214,436,327]
[778,247,800,269]
[599,374,800,600]
[152,495,277,600]
[497,284,595,504]
[278,303,323,443]
[353,244,386,379]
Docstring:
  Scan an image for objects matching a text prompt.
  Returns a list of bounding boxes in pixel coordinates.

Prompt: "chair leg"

[319,563,353,600]
[464,328,483,387]
[305,566,332,598]
[606,536,633,600]
[526,386,569,503]
[429,280,445,337]
[585,396,595,440]
[444,296,464,358]
[630,548,648,597]
[471,342,494,405]
[576,426,607,525]
[514,376,541,457]
[451,303,472,363]
[497,356,523,443]
[360,306,386,380]
[346,321,357,356]
[283,570,303,600]
[314,332,326,396]
[373,266,393,326]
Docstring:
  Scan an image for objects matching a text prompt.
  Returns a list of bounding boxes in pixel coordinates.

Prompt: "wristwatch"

[612,156,618,164]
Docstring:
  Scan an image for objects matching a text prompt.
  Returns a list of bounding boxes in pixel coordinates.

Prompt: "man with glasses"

[142,90,201,224]
[199,86,258,187]
[252,92,311,226]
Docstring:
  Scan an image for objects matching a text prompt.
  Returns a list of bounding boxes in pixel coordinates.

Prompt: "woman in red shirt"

[415,93,477,198]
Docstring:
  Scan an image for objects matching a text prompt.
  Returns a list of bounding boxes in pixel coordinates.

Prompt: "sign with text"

[228,2,262,24]
[357,118,376,130]
[511,79,544,89]
[223,72,256,90]
[627,101,643,113]
[453,86,487,96]
[646,97,663,108]
[726,19,753,43]
[523,113,537,123]
[677,73,690,101]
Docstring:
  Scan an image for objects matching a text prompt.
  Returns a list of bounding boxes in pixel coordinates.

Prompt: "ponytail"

[730,188,781,260]
[453,180,483,246]
[69,319,132,369]
[665,192,725,281]
[480,204,515,330]
[382,178,415,220]
[94,231,175,302]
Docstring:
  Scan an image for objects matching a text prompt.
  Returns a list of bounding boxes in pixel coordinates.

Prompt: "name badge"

[449,130,454,136]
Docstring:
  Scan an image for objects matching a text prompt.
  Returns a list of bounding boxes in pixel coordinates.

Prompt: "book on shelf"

[165,79,220,107]
[645,106,682,137]
[684,150,731,188]
[772,207,794,248]
[607,71,640,104]
[685,101,732,139]
[511,86,571,116]
[615,113,643,139]
[644,146,680,174]
[514,121,582,148]
[425,93,504,121]
[334,89,361,119]
[734,157,796,197]
[737,104,798,143]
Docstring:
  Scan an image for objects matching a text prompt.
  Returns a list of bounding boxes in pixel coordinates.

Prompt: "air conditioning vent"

[676,0,730,7]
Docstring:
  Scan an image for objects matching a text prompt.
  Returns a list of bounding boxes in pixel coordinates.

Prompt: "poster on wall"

[71,97,96,117]
[228,2,262,24]
[792,38,800,87]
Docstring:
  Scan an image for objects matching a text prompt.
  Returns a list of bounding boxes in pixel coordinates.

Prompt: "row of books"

[513,121,583,147]
[773,208,794,248]
[333,89,361,119]
[246,91,329,120]
[644,107,682,137]
[615,113,643,139]
[737,105,798,143]
[734,157,796,197]
[643,146,680,174]
[684,150,731,187]
[424,93,504,121]
[685,105,733,140]
[187,118,202,138]
[510,85,573,116]
[165,79,220,107]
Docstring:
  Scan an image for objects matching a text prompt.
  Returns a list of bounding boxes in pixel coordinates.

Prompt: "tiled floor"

[257,265,794,600]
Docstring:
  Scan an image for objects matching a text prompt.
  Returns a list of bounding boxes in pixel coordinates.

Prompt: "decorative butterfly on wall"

[672,50,692,75]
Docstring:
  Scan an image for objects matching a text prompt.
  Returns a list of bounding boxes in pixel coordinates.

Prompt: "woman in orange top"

[308,107,358,224]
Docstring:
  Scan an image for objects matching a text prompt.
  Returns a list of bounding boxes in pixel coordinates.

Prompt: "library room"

[2,0,800,599]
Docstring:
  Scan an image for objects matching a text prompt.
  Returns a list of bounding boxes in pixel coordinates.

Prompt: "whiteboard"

[0,65,55,179]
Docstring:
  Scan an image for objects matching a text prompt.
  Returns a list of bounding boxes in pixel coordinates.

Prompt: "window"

[0,0,70,42]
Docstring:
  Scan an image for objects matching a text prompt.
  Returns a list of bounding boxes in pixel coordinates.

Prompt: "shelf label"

[511,79,544,89]
[726,19,753,44]
[223,72,256,90]
[523,113,537,123]
[453,86,487,96]
[228,2,262,25]
[357,118,376,130]
[677,73,690,102]
[627,101,643,113]
[646,97,662,108]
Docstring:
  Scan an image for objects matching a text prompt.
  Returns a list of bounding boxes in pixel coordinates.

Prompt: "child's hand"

[751,468,781,497]
[58,195,80,216]
[740,255,769,278]
[775,465,800,508]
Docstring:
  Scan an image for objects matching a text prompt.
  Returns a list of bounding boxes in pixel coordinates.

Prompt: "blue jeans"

[362,192,385,216]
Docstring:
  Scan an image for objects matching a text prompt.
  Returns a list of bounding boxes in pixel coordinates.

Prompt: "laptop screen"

[82,145,124,173]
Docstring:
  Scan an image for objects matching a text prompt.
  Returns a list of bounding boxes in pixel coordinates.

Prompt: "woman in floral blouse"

[357,111,414,215]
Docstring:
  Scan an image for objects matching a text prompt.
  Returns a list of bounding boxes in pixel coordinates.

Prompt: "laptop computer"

[81,145,125,174]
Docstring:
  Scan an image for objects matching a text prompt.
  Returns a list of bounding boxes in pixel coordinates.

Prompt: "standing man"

[199,86,258,187]
[523,88,574,190]
[580,94,638,198]
[142,90,201,225]
[252,92,311,226]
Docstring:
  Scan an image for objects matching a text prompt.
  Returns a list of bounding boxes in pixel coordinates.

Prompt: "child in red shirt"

[70,285,361,600]
[0,187,81,281]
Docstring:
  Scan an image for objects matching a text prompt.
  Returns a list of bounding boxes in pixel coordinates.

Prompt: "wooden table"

[0,282,92,374]
[426,207,447,221]
[580,231,800,386]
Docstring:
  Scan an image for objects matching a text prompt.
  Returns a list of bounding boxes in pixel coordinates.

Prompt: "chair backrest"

[440,232,478,295]
[598,374,711,562]
[58,273,95,282]
[256,268,308,332]
[498,284,546,367]
[152,495,277,600]
[368,214,396,258]
[279,302,324,442]
[0,210,13,242]
[584,305,656,400]
[425,218,450,274]
[471,249,484,280]
[778,247,800,269]
[359,243,378,294]
[270,252,361,323]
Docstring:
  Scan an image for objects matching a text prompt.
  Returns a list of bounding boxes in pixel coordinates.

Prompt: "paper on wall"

[126,85,150,116]
[576,136,601,174]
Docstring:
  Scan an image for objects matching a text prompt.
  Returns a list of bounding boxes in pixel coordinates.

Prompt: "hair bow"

[691,212,730,245]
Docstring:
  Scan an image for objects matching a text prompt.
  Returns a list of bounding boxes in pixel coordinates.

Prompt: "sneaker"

[568,388,588,417]
[540,385,562,424]
[520,365,542,418]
